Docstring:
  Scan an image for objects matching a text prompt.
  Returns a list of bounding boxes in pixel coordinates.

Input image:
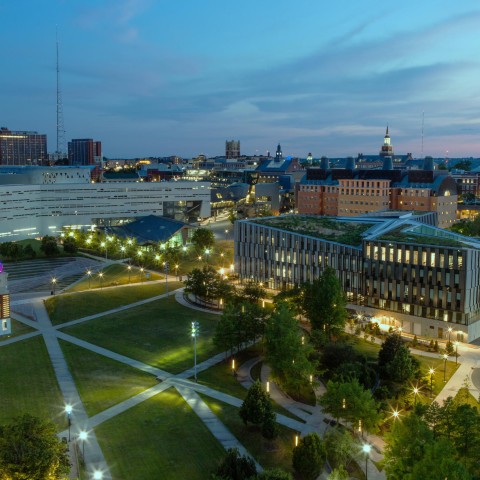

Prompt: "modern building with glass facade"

[234,214,480,343]
[0,127,47,165]
[0,166,211,241]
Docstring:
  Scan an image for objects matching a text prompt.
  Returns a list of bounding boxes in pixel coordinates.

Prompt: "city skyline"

[2,1,480,158]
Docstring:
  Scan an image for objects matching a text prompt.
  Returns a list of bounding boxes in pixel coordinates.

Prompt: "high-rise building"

[0,127,48,165]
[225,140,240,159]
[68,138,102,166]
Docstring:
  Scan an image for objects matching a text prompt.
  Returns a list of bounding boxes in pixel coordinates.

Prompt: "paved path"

[5,262,479,480]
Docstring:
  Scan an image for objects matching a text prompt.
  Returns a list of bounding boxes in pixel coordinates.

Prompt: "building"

[234,213,480,343]
[450,170,480,199]
[379,126,394,158]
[0,262,10,336]
[68,138,102,166]
[0,166,211,241]
[226,140,240,159]
[297,157,458,229]
[0,127,48,166]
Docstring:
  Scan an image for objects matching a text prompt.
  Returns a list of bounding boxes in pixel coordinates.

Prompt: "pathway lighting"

[363,444,371,480]
[65,405,72,442]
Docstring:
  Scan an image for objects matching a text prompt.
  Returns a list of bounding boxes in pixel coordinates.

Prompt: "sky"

[2,0,480,159]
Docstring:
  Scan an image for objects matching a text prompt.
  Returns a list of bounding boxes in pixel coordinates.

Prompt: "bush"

[292,433,326,480]
[215,448,257,480]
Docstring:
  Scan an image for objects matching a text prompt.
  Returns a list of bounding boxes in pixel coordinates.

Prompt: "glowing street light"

[204,249,210,263]
[51,277,57,295]
[86,270,92,289]
[140,267,145,283]
[120,245,126,259]
[127,265,132,283]
[98,272,104,289]
[363,444,371,480]
[93,471,103,480]
[412,386,419,405]
[448,326,453,342]
[443,353,448,383]
[65,405,72,442]
[191,321,200,381]
[429,367,435,398]
[79,430,87,458]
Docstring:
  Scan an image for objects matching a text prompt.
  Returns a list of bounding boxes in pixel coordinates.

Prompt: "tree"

[0,414,70,480]
[215,448,257,480]
[264,303,315,393]
[241,281,266,304]
[191,228,215,251]
[63,236,78,254]
[408,439,470,480]
[385,344,418,383]
[451,404,480,468]
[324,428,357,472]
[318,379,380,432]
[292,433,326,480]
[383,413,433,479]
[378,333,403,368]
[301,267,347,338]
[23,243,36,259]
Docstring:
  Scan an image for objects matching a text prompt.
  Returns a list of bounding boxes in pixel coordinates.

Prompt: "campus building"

[68,138,102,166]
[0,127,48,166]
[0,166,211,241]
[297,157,458,229]
[234,213,480,343]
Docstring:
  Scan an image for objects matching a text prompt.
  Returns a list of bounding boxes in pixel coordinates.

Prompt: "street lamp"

[443,353,448,383]
[225,229,229,240]
[98,272,104,289]
[92,471,103,480]
[79,430,87,458]
[51,277,57,295]
[413,386,419,405]
[120,245,126,259]
[455,341,459,365]
[363,444,371,480]
[127,265,132,283]
[191,321,199,382]
[429,367,435,398]
[65,405,72,442]
[164,262,169,295]
[448,326,452,342]
[86,270,92,289]
[175,264,179,279]
[205,249,210,263]
[140,267,145,283]
[100,241,107,261]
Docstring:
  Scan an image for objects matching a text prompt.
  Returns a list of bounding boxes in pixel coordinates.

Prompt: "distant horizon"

[3,1,480,158]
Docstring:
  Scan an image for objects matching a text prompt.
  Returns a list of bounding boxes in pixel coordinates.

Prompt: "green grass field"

[59,339,158,417]
[95,388,225,480]
[0,336,65,428]
[46,281,182,325]
[61,298,221,374]
[67,263,164,292]
[200,395,296,474]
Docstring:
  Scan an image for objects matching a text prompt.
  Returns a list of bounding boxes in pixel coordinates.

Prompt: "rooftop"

[251,215,374,246]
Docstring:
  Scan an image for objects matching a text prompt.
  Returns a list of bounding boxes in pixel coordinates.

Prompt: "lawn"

[61,298,222,374]
[200,395,296,474]
[67,263,163,292]
[59,339,158,417]
[95,388,225,480]
[46,281,182,325]
[0,319,36,342]
[0,336,65,428]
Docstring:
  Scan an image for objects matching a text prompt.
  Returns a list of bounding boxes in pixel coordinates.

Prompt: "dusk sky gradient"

[2,1,480,158]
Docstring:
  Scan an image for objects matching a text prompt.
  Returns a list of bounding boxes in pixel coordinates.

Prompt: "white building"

[0,166,211,241]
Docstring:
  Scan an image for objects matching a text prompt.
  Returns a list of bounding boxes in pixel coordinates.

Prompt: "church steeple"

[380,125,394,158]
[275,143,283,162]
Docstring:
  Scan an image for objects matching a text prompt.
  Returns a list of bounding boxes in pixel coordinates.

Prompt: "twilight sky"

[2,0,480,159]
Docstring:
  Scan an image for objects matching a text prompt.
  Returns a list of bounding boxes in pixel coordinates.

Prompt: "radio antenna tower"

[421,111,424,158]
[56,26,66,157]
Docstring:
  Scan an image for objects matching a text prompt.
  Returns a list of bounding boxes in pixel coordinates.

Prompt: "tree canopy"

[292,433,326,480]
[301,267,347,338]
[0,414,70,480]
[191,228,215,251]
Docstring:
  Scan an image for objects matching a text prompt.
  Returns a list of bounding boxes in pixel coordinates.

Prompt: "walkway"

[4,259,479,480]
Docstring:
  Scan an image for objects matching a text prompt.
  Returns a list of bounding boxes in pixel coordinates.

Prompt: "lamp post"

[205,249,210,264]
[191,321,199,382]
[65,405,72,442]
[164,262,169,296]
[175,264,179,279]
[443,353,448,383]
[363,444,371,480]
[429,367,435,398]
[127,265,132,283]
[93,471,103,480]
[98,272,104,289]
[51,277,57,295]
[140,267,145,283]
[100,241,107,261]
[225,229,229,240]
[79,430,87,458]
[448,326,452,342]
[413,386,419,405]
[455,341,459,365]
[86,270,92,289]
[120,245,126,259]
